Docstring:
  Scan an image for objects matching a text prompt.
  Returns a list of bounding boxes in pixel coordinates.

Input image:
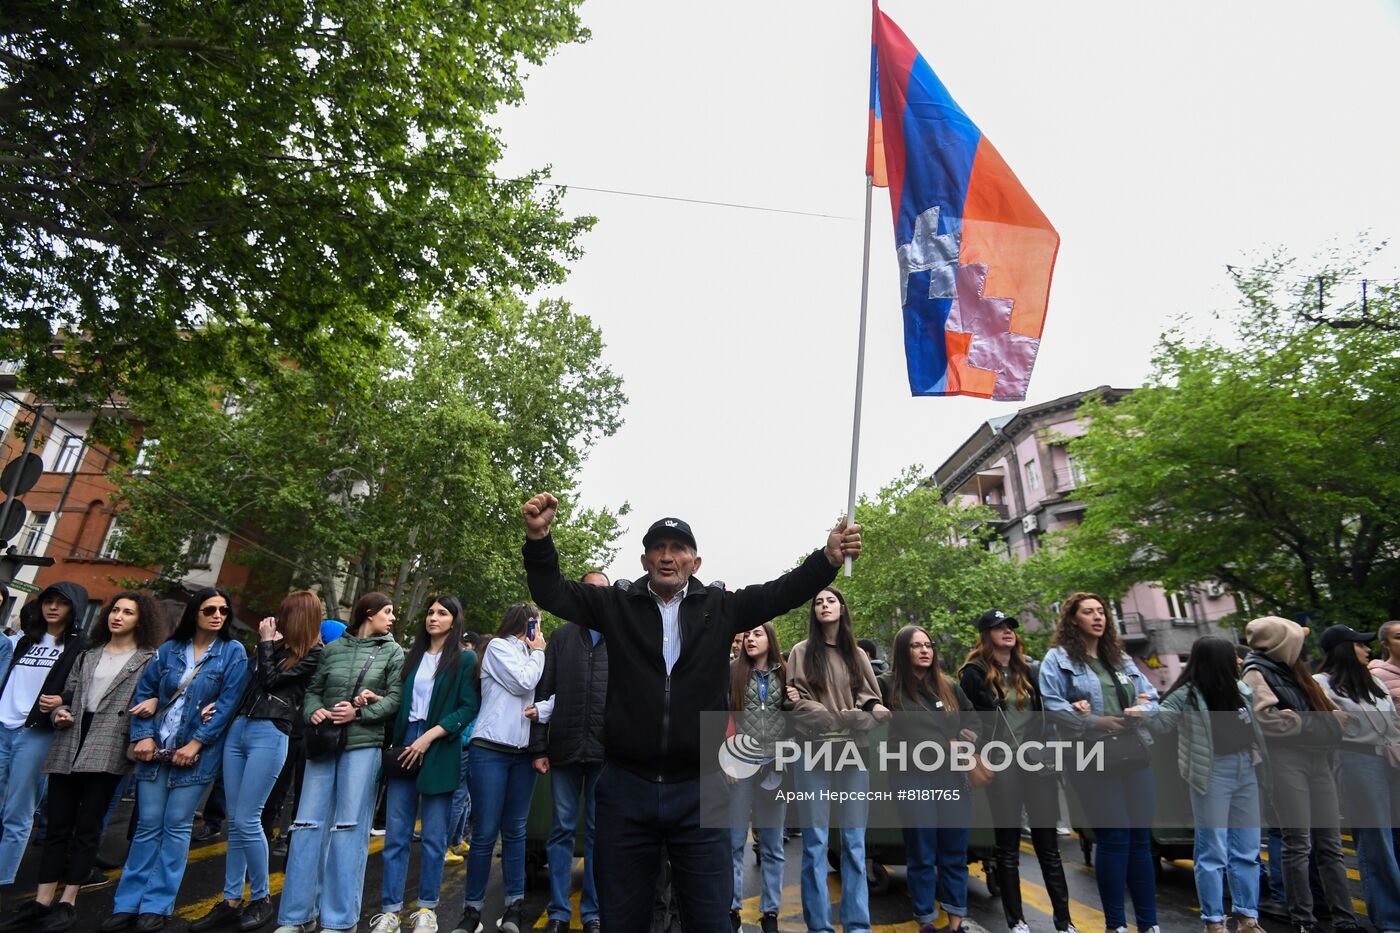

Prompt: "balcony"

[982,502,1010,521]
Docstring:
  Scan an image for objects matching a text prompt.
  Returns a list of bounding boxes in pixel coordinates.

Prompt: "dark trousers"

[986,769,1073,930]
[594,765,730,933]
[39,771,122,886]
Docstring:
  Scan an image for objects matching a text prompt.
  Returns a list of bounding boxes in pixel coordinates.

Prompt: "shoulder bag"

[306,643,386,761]
[1088,663,1150,772]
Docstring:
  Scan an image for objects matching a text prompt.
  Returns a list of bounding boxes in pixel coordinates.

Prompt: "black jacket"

[237,640,322,735]
[523,534,838,783]
[958,656,1051,745]
[528,622,607,766]
[0,582,90,731]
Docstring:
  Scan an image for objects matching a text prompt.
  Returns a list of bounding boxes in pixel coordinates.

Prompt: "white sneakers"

[368,911,435,933]
[1013,923,1031,933]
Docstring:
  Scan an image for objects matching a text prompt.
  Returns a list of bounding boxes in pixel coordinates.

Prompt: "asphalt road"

[2,803,1372,932]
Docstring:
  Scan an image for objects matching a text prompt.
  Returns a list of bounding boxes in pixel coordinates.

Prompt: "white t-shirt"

[409,652,441,722]
[0,634,61,729]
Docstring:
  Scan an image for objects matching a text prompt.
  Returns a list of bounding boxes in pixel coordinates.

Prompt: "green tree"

[112,295,626,636]
[0,0,590,419]
[772,467,1039,658]
[1059,256,1400,627]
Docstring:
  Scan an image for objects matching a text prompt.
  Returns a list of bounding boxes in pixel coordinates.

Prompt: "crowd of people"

[0,496,1393,933]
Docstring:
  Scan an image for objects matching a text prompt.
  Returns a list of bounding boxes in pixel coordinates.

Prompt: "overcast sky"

[492,0,1400,588]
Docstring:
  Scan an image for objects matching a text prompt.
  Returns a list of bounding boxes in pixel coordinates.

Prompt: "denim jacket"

[130,638,250,787]
[1039,646,1159,742]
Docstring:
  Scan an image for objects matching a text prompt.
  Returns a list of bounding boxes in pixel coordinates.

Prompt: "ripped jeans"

[277,747,380,930]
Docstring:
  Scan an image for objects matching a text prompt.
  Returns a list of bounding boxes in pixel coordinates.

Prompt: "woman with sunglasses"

[457,603,545,933]
[105,588,250,933]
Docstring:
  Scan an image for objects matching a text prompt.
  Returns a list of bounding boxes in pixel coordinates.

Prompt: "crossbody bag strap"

[348,643,387,701]
[155,649,213,718]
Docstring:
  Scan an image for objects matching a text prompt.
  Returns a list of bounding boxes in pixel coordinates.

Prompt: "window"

[51,435,84,473]
[1166,590,1192,620]
[17,511,51,555]
[132,437,159,474]
[1025,459,1041,491]
[186,532,216,567]
[99,514,125,560]
[0,399,18,442]
[1066,452,1089,487]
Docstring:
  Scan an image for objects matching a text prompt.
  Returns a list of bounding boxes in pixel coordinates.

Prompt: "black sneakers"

[190,901,243,932]
[497,903,523,933]
[454,907,483,933]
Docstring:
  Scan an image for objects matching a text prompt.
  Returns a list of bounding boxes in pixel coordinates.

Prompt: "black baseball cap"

[1318,624,1375,654]
[975,609,1018,632]
[642,517,697,551]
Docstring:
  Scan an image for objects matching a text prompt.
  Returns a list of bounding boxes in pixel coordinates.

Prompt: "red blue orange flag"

[867,4,1059,400]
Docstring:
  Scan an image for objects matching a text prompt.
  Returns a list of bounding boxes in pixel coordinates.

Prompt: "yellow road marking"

[175,836,389,921]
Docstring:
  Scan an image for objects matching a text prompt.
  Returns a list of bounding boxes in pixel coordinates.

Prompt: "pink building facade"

[932,386,1238,689]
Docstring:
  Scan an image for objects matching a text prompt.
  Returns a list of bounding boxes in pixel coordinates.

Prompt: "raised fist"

[522,493,559,540]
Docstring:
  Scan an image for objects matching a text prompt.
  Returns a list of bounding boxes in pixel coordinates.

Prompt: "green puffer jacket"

[1147,682,1267,795]
[732,665,789,758]
[303,632,404,751]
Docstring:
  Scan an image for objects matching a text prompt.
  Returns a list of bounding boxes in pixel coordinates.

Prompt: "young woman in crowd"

[1147,635,1265,933]
[273,592,403,933]
[0,593,160,933]
[1315,625,1400,933]
[458,603,545,933]
[1240,616,1359,933]
[0,583,88,898]
[106,587,250,933]
[785,587,888,933]
[959,610,1079,933]
[188,591,324,933]
[372,596,479,933]
[881,624,975,933]
[726,622,789,933]
[1369,619,1400,704]
[1040,592,1159,933]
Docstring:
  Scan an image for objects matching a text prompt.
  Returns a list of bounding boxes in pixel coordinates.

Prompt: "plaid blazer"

[43,646,156,776]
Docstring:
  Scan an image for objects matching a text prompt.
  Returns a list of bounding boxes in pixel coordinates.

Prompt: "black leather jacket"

[238,640,322,734]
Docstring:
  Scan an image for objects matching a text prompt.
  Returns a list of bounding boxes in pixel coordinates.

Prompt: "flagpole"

[844,173,875,577]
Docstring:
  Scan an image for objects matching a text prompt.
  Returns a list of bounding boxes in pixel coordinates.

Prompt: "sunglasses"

[200,605,230,617]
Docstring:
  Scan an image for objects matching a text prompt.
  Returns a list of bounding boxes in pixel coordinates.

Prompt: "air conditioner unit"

[1205,582,1225,598]
[1021,514,1038,535]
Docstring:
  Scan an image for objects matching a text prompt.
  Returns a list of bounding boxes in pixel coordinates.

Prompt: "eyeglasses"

[200,605,230,617]
[909,642,934,650]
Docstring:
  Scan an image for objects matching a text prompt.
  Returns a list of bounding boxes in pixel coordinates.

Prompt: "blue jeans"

[1069,764,1157,930]
[447,743,472,845]
[112,766,207,915]
[1189,750,1261,922]
[547,761,602,923]
[592,764,731,933]
[796,756,871,933]
[382,722,453,912]
[222,716,289,902]
[463,743,537,910]
[0,724,55,885]
[729,772,785,915]
[278,747,380,930]
[894,773,971,924]
[1340,748,1400,930]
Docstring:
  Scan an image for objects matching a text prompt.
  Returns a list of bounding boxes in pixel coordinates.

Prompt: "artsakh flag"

[867,4,1058,401]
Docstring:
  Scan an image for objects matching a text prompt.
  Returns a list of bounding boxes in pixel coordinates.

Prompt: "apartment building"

[0,370,268,633]
[932,385,1236,688]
